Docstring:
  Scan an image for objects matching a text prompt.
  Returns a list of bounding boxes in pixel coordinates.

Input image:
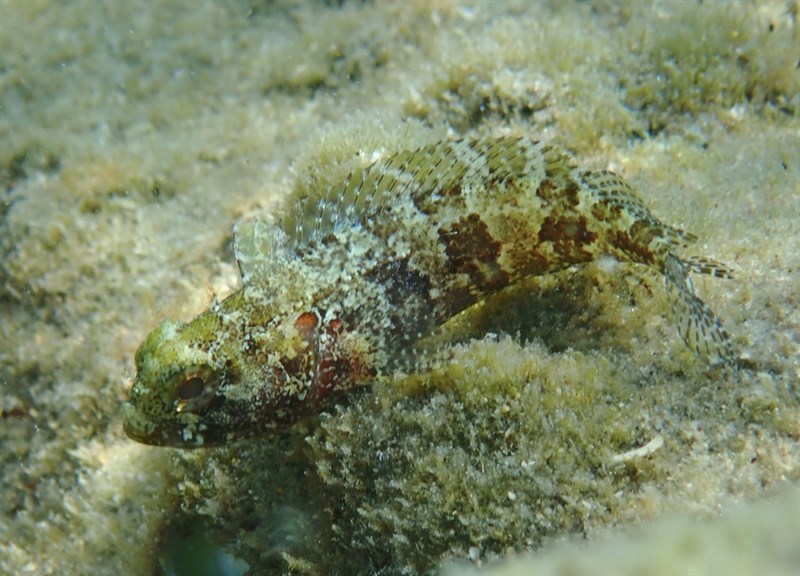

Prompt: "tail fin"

[664,255,736,367]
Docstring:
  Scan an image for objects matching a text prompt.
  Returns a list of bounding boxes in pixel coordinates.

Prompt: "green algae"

[621,1,799,132]
[443,485,800,576]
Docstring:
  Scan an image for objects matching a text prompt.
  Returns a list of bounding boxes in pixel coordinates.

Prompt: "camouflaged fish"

[121,135,735,447]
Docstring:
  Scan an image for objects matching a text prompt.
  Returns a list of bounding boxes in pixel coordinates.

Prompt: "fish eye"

[177,376,206,400]
[173,365,219,413]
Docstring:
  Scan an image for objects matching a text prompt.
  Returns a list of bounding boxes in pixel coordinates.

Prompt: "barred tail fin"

[664,255,736,367]
[679,256,734,279]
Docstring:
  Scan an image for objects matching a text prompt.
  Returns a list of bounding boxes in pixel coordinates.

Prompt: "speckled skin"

[121,136,734,447]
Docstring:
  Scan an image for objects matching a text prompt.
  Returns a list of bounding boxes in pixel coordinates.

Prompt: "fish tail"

[679,255,734,279]
[663,254,736,368]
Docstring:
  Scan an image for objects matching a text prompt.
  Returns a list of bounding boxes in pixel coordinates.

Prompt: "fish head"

[121,316,244,447]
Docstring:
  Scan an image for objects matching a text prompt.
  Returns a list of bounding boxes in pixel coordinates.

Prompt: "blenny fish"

[121,135,735,447]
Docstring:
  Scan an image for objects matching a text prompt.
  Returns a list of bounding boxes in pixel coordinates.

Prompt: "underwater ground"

[1,1,798,574]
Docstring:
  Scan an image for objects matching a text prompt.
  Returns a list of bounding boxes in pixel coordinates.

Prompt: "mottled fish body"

[122,136,734,447]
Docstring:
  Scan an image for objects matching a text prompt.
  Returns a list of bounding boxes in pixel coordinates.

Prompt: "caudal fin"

[664,255,736,368]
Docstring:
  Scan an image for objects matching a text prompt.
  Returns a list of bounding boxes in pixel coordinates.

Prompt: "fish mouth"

[120,401,180,447]
[120,401,156,445]
[120,401,213,448]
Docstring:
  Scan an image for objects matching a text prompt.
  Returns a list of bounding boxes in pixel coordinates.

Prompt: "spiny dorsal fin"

[274,139,481,248]
[233,216,290,284]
